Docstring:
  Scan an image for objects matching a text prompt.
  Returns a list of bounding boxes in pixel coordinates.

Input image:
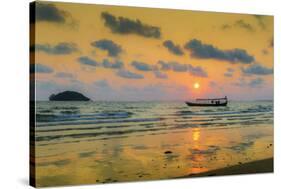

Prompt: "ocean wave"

[51,106,80,110]
[173,119,271,129]
[174,110,272,119]
[35,127,168,142]
[60,110,80,114]
[34,101,273,144]
[36,111,134,123]
[36,117,163,127]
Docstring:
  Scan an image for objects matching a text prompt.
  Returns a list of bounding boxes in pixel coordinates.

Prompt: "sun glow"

[193,83,200,89]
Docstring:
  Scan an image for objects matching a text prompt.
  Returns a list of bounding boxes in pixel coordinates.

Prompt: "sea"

[34,101,273,186]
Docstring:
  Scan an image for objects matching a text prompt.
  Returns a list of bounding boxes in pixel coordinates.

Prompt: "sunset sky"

[31,1,274,101]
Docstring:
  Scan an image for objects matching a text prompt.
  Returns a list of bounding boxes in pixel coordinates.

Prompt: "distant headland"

[49,91,91,101]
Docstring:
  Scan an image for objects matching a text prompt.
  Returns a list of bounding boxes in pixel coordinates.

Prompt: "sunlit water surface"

[34,101,273,186]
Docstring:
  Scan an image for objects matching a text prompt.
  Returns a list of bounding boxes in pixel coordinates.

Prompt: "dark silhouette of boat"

[186,96,228,107]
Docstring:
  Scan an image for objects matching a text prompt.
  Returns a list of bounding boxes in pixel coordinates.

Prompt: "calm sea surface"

[34,101,273,186]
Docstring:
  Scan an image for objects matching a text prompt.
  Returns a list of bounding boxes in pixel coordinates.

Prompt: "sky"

[31,1,274,101]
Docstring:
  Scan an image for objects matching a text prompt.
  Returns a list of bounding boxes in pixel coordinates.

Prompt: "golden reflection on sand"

[190,128,209,174]
[35,125,273,187]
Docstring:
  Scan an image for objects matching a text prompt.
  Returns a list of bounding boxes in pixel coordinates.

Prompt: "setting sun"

[194,82,200,89]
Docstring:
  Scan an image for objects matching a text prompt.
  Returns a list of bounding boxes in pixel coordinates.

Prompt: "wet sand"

[182,158,273,178]
[35,124,273,187]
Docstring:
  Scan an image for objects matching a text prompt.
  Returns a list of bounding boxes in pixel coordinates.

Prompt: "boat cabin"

[186,96,228,107]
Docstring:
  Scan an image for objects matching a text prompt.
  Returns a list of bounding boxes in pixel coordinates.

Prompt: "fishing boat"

[186,96,228,107]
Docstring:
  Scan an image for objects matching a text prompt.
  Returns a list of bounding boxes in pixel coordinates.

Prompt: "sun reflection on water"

[190,128,207,173]
[192,128,200,142]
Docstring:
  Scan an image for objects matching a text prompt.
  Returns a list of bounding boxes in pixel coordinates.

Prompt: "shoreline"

[180,158,273,178]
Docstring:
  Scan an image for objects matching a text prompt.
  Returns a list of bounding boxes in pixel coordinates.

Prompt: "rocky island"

[49,91,91,101]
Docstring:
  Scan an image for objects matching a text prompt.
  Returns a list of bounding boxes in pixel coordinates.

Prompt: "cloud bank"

[55,72,75,78]
[157,60,208,77]
[117,69,144,79]
[31,63,54,73]
[32,3,66,23]
[163,40,184,55]
[253,15,266,30]
[102,59,123,69]
[221,19,255,32]
[158,61,187,72]
[241,63,273,75]
[131,61,155,71]
[33,42,78,55]
[101,12,161,38]
[187,64,208,77]
[233,77,264,88]
[185,39,255,64]
[77,56,99,66]
[234,20,255,32]
[91,39,122,57]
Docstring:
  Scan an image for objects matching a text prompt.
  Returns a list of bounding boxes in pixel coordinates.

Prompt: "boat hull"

[185,102,227,107]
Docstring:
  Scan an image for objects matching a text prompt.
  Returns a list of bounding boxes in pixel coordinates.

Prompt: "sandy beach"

[181,158,273,178]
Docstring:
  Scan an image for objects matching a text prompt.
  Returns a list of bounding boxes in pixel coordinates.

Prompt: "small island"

[49,91,91,101]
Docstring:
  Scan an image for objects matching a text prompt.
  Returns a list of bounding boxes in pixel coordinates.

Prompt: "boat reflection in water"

[186,96,228,107]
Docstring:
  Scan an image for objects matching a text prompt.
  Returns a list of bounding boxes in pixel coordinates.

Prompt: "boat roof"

[196,97,227,101]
